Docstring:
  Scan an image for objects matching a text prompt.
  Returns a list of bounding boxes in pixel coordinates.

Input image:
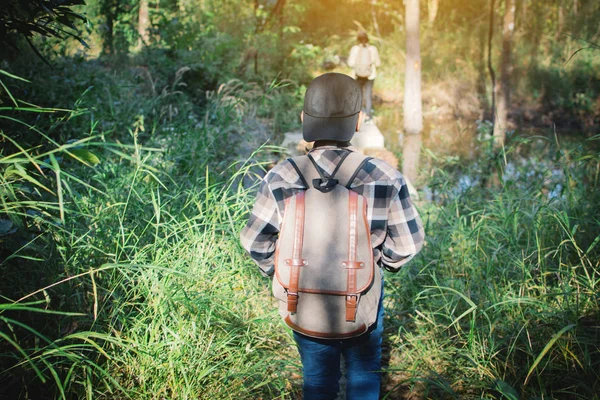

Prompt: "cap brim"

[302,113,359,142]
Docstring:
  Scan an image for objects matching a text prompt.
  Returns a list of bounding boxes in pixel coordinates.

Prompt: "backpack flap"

[275,185,374,295]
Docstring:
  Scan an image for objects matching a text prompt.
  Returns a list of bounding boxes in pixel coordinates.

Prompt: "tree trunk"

[493,0,516,147]
[403,0,423,135]
[101,0,116,55]
[402,133,422,186]
[556,3,564,39]
[477,20,489,115]
[274,0,286,69]
[428,0,439,25]
[529,0,543,68]
[488,0,496,128]
[137,0,150,49]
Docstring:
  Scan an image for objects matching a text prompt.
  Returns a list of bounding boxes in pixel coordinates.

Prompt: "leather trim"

[292,192,306,262]
[346,295,358,321]
[285,258,308,267]
[285,315,367,339]
[341,261,365,269]
[345,191,359,322]
[350,195,374,294]
[287,191,306,313]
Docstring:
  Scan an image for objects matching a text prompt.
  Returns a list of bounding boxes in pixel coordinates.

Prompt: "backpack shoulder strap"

[333,152,373,188]
[289,151,372,189]
[288,155,320,189]
[288,157,310,189]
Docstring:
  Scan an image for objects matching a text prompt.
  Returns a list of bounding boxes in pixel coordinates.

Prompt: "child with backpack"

[348,31,381,119]
[240,73,424,400]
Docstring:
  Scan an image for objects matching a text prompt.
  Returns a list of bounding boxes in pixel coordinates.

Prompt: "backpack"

[272,151,382,339]
[354,45,372,78]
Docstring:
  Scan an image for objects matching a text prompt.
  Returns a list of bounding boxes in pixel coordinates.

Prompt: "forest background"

[1,0,599,399]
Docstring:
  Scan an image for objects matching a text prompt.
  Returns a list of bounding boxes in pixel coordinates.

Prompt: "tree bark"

[556,2,564,39]
[137,0,150,49]
[101,0,116,55]
[477,19,489,114]
[488,0,496,128]
[402,133,422,186]
[529,0,543,68]
[493,0,516,148]
[428,0,439,25]
[403,0,423,135]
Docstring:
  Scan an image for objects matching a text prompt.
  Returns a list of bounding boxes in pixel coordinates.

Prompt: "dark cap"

[302,73,362,142]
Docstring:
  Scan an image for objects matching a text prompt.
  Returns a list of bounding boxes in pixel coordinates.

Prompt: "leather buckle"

[345,294,358,322]
[287,292,299,313]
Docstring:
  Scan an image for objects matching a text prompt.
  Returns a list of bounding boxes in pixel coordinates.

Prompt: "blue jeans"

[293,286,384,400]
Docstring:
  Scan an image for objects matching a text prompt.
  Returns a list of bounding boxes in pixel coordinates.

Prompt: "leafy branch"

[0,0,90,64]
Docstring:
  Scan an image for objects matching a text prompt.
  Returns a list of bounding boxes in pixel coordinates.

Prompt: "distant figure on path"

[240,73,424,399]
[348,31,381,119]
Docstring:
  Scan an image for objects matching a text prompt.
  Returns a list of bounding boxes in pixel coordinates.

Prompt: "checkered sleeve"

[380,176,425,272]
[240,175,280,277]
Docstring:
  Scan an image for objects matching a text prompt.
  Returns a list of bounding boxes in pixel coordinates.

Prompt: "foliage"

[390,134,600,398]
[1,0,600,398]
[0,0,89,62]
[0,64,294,398]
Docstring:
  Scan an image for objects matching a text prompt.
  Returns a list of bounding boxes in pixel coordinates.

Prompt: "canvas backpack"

[272,151,382,339]
[354,45,372,78]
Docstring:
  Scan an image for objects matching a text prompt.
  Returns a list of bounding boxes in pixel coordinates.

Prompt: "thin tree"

[403,0,423,135]
[137,0,150,50]
[402,0,423,186]
[488,0,496,131]
[493,0,517,147]
[101,0,119,55]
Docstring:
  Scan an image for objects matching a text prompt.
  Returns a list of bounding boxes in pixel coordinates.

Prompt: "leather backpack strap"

[342,190,366,322]
[285,191,307,313]
[334,152,372,322]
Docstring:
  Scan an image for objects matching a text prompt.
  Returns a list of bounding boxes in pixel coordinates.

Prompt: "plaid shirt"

[240,146,425,277]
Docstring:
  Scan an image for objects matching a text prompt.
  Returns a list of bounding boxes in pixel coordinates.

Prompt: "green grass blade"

[524,324,576,385]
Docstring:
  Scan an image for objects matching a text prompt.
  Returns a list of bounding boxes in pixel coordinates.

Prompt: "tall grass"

[2,55,599,399]
[1,64,300,398]
[382,134,600,399]
[0,70,126,398]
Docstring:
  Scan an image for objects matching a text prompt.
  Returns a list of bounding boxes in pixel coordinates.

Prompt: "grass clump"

[1,61,299,399]
[2,50,599,399]
[382,134,600,399]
